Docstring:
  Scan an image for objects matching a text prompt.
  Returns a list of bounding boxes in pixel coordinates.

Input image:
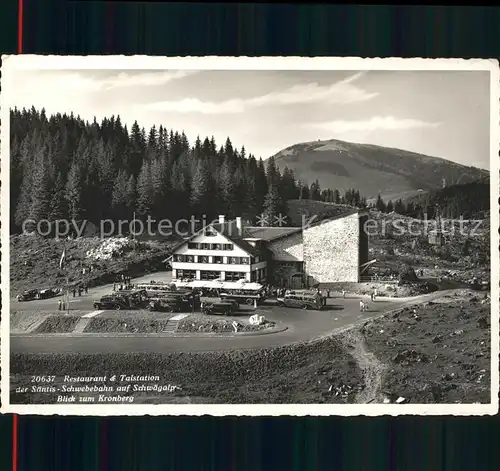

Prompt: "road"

[11,271,441,354]
[12,271,172,312]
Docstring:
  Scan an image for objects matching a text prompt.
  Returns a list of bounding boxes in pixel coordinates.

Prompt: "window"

[204,230,216,237]
[200,243,210,250]
[254,256,259,263]
[223,244,234,250]
[175,255,195,263]
[188,242,199,249]
[213,256,224,264]
[198,256,209,264]
[212,243,222,250]
[200,271,221,281]
[225,271,246,282]
[228,256,249,264]
[250,271,256,282]
[177,270,196,280]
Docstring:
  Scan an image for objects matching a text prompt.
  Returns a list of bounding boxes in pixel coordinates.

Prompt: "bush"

[398,263,419,284]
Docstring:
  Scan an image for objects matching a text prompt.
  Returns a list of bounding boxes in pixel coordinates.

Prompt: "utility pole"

[132,211,136,241]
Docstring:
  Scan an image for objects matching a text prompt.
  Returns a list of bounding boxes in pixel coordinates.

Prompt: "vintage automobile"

[16,289,39,302]
[217,298,239,311]
[93,290,147,310]
[35,287,62,299]
[201,301,236,316]
[147,297,184,313]
[147,291,201,312]
[276,290,325,310]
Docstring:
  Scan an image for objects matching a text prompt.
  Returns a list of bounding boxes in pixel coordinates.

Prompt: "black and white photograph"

[1,56,498,415]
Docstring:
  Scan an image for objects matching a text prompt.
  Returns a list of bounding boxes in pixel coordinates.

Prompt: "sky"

[8,68,491,169]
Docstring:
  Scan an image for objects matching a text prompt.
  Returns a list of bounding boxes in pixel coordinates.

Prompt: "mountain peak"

[272,139,488,200]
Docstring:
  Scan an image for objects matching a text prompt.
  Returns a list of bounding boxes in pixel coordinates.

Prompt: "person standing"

[58,300,62,311]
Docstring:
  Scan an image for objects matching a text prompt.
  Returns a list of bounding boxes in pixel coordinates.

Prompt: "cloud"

[144,72,377,114]
[12,70,197,95]
[306,116,441,133]
[101,70,198,90]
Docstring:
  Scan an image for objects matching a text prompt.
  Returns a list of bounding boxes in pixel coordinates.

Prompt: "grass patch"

[34,315,81,333]
[178,315,275,333]
[83,316,172,333]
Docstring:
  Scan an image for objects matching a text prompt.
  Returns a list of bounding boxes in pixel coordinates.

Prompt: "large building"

[170,211,369,288]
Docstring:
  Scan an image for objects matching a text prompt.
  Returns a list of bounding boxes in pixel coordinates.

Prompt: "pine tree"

[65,161,84,221]
[125,175,137,217]
[130,121,145,177]
[218,156,236,216]
[190,158,212,217]
[266,156,281,188]
[136,160,155,218]
[394,199,406,214]
[375,194,386,212]
[170,161,190,221]
[111,170,130,221]
[262,185,284,226]
[255,158,268,211]
[49,172,68,222]
[280,167,299,201]
[333,189,341,204]
[310,179,322,201]
[29,148,52,224]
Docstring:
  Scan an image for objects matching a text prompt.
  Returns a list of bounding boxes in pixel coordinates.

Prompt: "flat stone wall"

[303,212,360,283]
[267,231,304,262]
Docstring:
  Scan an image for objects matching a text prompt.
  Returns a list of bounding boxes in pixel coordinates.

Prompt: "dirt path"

[336,289,467,404]
[340,329,387,404]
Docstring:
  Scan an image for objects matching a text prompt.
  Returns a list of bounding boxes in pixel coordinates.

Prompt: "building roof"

[244,209,363,243]
[286,199,362,226]
[243,226,302,242]
[171,209,366,253]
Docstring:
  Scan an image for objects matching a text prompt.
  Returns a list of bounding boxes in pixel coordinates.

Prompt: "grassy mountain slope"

[273,139,488,199]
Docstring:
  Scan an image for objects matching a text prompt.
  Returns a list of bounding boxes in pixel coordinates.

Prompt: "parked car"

[16,289,39,302]
[276,290,324,310]
[36,288,62,299]
[201,301,236,316]
[93,291,146,310]
[218,299,239,310]
[147,296,195,313]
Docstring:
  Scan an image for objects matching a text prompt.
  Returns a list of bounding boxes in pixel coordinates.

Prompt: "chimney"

[218,215,225,224]
[236,217,243,235]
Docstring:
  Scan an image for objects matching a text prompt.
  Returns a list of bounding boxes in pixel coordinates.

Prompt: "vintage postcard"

[1,55,498,416]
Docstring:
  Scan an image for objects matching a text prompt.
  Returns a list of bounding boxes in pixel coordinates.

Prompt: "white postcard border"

[1,55,499,416]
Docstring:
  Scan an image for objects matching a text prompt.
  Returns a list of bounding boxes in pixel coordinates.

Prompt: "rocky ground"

[366,209,490,284]
[357,290,492,404]
[10,234,175,295]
